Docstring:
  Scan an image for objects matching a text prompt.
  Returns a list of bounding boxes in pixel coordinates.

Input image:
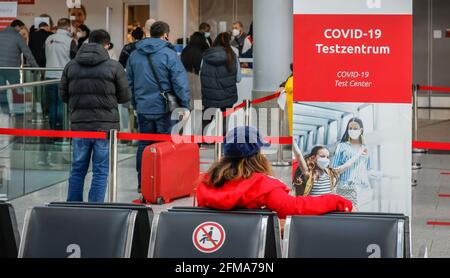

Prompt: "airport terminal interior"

[0,0,449,259]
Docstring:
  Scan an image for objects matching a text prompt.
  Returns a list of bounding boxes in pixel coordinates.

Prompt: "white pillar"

[253,0,293,96]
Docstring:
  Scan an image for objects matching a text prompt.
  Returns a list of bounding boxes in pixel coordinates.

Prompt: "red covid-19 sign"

[294,2,412,104]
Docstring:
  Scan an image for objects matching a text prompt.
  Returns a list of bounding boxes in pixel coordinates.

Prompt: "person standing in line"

[200,32,241,135]
[230,21,247,57]
[60,30,131,202]
[76,24,90,49]
[0,20,39,114]
[119,27,145,68]
[144,18,157,38]
[181,32,209,136]
[198,22,213,48]
[29,22,53,68]
[127,21,190,193]
[45,18,78,131]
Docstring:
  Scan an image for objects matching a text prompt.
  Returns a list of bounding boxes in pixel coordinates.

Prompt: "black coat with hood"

[60,43,131,132]
[200,46,238,109]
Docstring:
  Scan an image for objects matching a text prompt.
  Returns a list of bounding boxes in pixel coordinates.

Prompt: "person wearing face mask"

[331,118,372,210]
[76,24,90,49]
[126,21,191,193]
[293,141,365,199]
[230,21,247,57]
[199,22,213,48]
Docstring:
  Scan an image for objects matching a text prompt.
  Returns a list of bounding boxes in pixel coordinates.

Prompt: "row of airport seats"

[0,201,410,258]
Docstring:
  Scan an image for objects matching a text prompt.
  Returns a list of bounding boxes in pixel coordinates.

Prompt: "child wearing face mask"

[293,142,366,199]
[331,118,371,211]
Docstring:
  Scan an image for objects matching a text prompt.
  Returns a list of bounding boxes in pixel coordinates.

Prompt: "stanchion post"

[214,109,223,162]
[412,84,427,155]
[244,99,251,127]
[412,84,424,172]
[272,106,291,167]
[108,129,118,203]
[413,84,419,142]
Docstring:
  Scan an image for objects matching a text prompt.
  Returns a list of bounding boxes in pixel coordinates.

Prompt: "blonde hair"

[205,153,273,188]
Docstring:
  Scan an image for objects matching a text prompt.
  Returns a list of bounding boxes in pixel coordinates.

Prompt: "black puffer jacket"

[200,47,238,109]
[60,43,131,132]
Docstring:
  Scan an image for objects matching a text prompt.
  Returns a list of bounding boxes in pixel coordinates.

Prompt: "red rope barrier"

[251,92,282,105]
[117,133,224,143]
[223,102,246,118]
[0,128,107,139]
[222,91,282,118]
[413,141,450,151]
[418,85,450,93]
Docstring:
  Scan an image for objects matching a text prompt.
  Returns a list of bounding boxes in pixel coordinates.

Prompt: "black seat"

[283,213,408,258]
[149,211,270,258]
[328,212,411,258]
[46,202,153,258]
[168,207,281,258]
[0,202,20,258]
[18,207,137,258]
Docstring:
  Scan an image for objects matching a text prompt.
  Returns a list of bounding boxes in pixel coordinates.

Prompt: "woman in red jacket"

[196,127,353,219]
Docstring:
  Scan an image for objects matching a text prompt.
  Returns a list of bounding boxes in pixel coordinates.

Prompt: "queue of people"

[0,16,354,219]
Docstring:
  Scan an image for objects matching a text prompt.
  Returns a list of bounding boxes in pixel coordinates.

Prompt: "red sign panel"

[294,14,412,104]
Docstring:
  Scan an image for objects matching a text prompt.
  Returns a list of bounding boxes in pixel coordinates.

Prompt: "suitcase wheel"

[139,195,147,204]
[156,197,165,205]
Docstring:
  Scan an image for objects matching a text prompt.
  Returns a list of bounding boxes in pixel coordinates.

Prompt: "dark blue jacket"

[200,47,238,109]
[126,38,190,115]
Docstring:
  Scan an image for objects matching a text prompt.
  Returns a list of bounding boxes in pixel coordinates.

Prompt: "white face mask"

[316,157,330,170]
[204,32,211,38]
[232,29,240,37]
[348,129,362,140]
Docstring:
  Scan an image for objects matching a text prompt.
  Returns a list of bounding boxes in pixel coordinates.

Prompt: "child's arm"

[335,147,367,174]
[293,141,308,174]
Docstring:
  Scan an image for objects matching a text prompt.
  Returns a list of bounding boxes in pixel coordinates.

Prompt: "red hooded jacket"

[196,173,352,219]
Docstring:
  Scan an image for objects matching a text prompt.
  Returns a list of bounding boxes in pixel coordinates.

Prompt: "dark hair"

[57,18,71,29]
[248,22,253,37]
[290,63,293,72]
[10,20,25,28]
[69,4,87,17]
[89,29,111,46]
[132,27,144,41]
[205,153,273,188]
[150,21,170,38]
[199,22,211,32]
[181,32,209,74]
[213,32,236,72]
[341,117,365,143]
[39,14,54,28]
[38,22,49,29]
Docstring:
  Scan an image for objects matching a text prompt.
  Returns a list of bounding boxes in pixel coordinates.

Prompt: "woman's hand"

[359,147,368,156]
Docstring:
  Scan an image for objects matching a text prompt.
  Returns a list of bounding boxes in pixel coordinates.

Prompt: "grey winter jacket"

[0,27,38,67]
[60,43,131,132]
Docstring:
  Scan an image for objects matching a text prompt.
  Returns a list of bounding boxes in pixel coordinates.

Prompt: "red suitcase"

[141,142,200,205]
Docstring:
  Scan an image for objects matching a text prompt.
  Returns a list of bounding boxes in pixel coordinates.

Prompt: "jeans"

[136,113,172,189]
[45,79,63,130]
[68,138,110,203]
[0,70,20,114]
